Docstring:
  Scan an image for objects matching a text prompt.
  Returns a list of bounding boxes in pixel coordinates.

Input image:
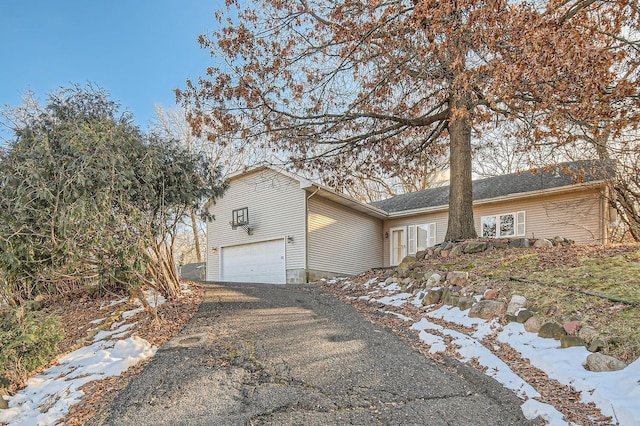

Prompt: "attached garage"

[220,239,286,284]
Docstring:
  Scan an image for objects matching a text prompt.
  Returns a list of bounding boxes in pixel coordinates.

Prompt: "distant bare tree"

[151,105,270,263]
[473,121,575,177]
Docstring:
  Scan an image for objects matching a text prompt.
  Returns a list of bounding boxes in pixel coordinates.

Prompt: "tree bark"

[445,105,477,241]
[190,207,202,263]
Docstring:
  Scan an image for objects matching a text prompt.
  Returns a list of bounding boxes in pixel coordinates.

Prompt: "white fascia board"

[299,178,313,189]
[304,183,389,219]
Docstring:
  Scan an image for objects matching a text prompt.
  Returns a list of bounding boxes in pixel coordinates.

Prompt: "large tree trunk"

[445,108,477,241]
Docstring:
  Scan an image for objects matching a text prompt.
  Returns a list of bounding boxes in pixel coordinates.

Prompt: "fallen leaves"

[38,282,205,426]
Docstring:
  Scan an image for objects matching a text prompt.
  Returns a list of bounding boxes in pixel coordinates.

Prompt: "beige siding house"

[307,196,383,279]
[206,160,612,283]
[206,168,307,284]
[206,166,386,283]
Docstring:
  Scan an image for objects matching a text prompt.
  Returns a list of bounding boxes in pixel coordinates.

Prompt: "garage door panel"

[221,239,285,284]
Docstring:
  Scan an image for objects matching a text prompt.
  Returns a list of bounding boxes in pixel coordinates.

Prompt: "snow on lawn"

[0,290,165,426]
[499,323,640,425]
[327,277,640,425]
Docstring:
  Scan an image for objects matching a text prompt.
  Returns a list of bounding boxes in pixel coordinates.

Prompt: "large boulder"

[489,240,508,250]
[507,295,527,315]
[588,339,607,353]
[463,241,487,254]
[446,271,469,286]
[533,238,553,248]
[399,255,417,265]
[578,326,599,343]
[560,335,585,348]
[482,289,499,300]
[411,271,427,281]
[422,289,442,306]
[516,309,534,324]
[449,244,464,257]
[551,236,574,246]
[524,316,542,333]
[538,323,567,339]
[425,273,442,287]
[468,300,506,320]
[563,320,581,335]
[585,353,628,372]
[396,255,418,277]
[444,294,459,307]
[457,296,476,311]
[509,238,530,248]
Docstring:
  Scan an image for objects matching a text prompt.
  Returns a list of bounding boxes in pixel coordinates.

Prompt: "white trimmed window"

[482,211,525,238]
[408,223,437,254]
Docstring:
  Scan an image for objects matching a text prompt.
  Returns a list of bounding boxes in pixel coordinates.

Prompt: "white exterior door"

[221,239,286,284]
[390,227,407,266]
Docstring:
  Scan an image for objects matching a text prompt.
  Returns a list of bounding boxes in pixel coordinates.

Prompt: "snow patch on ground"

[499,322,640,425]
[384,311,413,322]
[356,276,639,425]
[362,278,378,289]
[0,290,166,426]
[374,292,413,307]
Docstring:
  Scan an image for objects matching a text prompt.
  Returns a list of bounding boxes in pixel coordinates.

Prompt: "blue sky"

[0,0,219,133]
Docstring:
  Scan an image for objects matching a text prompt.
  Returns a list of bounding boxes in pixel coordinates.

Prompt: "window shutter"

[427,223,437,247]
[516,211,526,236]
[408,225,417,254]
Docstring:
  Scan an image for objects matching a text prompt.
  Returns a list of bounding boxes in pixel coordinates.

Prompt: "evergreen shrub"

[0,308,63,388]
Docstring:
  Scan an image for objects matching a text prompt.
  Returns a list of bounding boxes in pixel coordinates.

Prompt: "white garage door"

[221,239,286,284]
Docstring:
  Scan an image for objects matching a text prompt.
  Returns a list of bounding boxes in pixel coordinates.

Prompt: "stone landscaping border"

[388,237,629,373]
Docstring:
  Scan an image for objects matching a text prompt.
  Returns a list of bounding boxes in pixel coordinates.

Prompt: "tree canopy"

[0,86,227,303]
[178,0,638,240]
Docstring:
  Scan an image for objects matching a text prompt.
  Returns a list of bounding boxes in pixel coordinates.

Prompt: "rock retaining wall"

[389,237,628,373]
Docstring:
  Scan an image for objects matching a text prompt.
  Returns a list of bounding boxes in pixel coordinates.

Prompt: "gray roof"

[372,160,612,213]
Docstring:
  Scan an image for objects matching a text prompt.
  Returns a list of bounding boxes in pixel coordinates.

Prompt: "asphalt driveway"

[104,282,535,425]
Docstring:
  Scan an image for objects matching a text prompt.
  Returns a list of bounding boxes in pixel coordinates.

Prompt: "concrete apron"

[105,282,536,426]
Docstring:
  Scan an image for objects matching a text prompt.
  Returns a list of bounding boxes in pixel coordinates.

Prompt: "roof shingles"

[372,160,611,213]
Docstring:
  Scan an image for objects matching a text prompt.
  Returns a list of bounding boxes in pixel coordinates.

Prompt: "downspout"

[305,187,320,282]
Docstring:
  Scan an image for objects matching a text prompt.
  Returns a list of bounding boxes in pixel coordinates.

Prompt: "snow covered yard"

[322,275,640,426]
